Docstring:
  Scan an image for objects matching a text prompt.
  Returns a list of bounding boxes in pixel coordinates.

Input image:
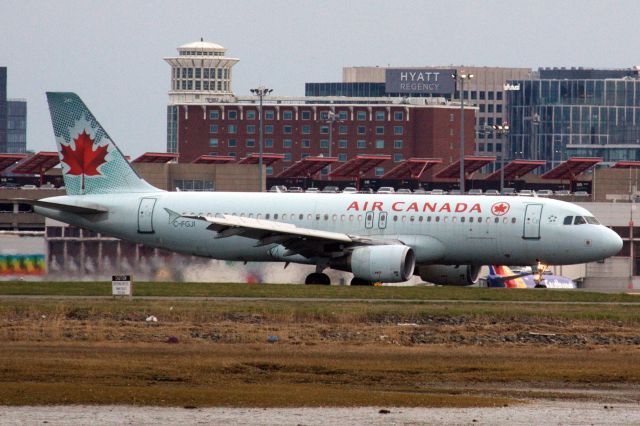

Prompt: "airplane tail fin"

[46,92,159,196]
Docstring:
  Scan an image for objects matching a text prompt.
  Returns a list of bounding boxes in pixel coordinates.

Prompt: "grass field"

[1,280,640,303]
[1,282,639,407]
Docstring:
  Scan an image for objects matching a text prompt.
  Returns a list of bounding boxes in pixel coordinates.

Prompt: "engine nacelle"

[418,264,481,286]
[350,245,415,283]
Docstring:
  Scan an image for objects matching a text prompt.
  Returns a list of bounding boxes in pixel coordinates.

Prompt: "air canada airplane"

[30,92,623,286]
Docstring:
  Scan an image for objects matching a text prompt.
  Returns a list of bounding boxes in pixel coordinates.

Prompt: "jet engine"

[349,245,415,283]
[418,264,481,286]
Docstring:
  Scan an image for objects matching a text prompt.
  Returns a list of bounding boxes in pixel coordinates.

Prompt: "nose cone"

[602,227,623,258]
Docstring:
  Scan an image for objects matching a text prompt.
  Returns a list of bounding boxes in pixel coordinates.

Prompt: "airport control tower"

[164,39,239,103]
[164,39,239,152]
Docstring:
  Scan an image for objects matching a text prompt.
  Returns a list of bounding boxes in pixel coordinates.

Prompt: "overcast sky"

[2,0,639,157]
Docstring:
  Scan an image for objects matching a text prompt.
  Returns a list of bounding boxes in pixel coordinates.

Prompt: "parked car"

[396,188,412,194]
[573,191,589,197]
[501,187,516,196]
[554,189,571,196]
[21,184,37,190]
[430,189,447,195]
[305,187,320,193]
[448,189,462,195]
[269,185,287,192]
[536,189,553,196]
[413,188,427,194]
[342,187,357,193]
[321,186,340,193]
[517,189,535,197]
[484,189,500,196]
[468,188,483,195]
[376,186,395,194]
[359,188,374,194]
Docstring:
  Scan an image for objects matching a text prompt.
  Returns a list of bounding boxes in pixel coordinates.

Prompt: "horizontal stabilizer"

[14,198,107,215]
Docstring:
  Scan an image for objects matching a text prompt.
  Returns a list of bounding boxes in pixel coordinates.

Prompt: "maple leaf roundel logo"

[61,130,108,177]
[491,202,510,216]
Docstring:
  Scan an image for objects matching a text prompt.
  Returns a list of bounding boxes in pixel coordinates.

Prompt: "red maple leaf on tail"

[60,130,108,190]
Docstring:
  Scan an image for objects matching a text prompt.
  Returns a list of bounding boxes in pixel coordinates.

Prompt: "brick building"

[165,41,475,181]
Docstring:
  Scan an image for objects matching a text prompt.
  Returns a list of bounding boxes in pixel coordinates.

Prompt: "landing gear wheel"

[305,272,331,285]
[350,277,373,286]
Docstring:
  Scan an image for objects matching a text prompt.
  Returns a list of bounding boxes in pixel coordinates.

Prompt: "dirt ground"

[1,298,639,408]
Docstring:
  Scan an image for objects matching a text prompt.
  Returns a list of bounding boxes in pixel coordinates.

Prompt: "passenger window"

[316,214,321,221]
[563,216,573,225]
[494,217,499,223]
[418,216,423,222]
[265,214,270,219]
[461,217,465,223]
[410,216,415,222]
[249,213,254,218]
[402,216,407,222]
[469,217,474,223]
[427,216,432,222]
[349,215,354,221]
[477,217,482,223]
[443,217,448,223]
[574,216,586,225]
[282,214,287,220]
[511,217,516,224]
[299,214,304,220]
[340,214,345,221]
[503,217,508,223]
[357,215,362,221]
[332,214,337,221]
[324,214,329,221]
[393,215,398,222]
[307,214,312,220]
[452,217,457,223]
[274,214,278,220]
[435,216,440,222]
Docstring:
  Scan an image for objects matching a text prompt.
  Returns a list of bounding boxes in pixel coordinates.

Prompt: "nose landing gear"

[532,261,548,288]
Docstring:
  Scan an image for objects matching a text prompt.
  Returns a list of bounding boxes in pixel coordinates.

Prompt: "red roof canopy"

[330,155,391,178]
[132,152,178,163]
[435,156,496,179]
[276,156,338,178]
[191,155,237,164]
[612,161,640,169]
[381,158,442,179]
[485,160,546,181]
[540,157,602,180]
[238,153,285,166]
[11,152,60,174]
[0,153,28,173]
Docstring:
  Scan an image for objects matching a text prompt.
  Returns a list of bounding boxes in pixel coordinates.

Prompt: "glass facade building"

[507,69,640,169]
[7,100,26,153]
[0,67,7,152]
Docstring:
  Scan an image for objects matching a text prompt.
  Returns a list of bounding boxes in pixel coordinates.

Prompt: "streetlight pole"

[455,71,474,193]
[493,123,510,193]
[323,111,340,179]
[250,86,273,192]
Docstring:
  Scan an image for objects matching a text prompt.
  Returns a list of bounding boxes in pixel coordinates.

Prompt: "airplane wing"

[168,209,401,258]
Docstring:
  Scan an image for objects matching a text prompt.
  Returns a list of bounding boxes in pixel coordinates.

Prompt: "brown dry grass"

[1,298,640,407]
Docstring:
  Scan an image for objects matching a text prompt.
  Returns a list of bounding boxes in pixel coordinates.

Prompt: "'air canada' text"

[346,201,482,213]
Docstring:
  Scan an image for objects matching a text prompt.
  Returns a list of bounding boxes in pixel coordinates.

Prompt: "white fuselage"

[36,192,623,268]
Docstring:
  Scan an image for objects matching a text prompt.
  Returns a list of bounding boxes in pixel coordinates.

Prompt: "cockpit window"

[585,216,600,225]
[574,216,586,225]
[563,216,573,225]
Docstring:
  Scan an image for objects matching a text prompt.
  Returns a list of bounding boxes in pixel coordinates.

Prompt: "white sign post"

[112,275,133,297]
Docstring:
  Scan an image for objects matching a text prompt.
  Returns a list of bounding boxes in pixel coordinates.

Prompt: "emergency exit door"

[523,204,543,239]
[138,198,157,234]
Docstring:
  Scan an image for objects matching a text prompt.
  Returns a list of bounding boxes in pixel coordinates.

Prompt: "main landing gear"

[350,277,374,286]
[304,272,331,285]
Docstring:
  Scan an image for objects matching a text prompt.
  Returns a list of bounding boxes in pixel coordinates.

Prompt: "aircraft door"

[138,198,157,234]
[523,204,543,239]
[378,211,387,229]
[365,211,374,229]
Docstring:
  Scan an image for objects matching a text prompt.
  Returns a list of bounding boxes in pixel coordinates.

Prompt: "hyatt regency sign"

[385,69,456,95]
